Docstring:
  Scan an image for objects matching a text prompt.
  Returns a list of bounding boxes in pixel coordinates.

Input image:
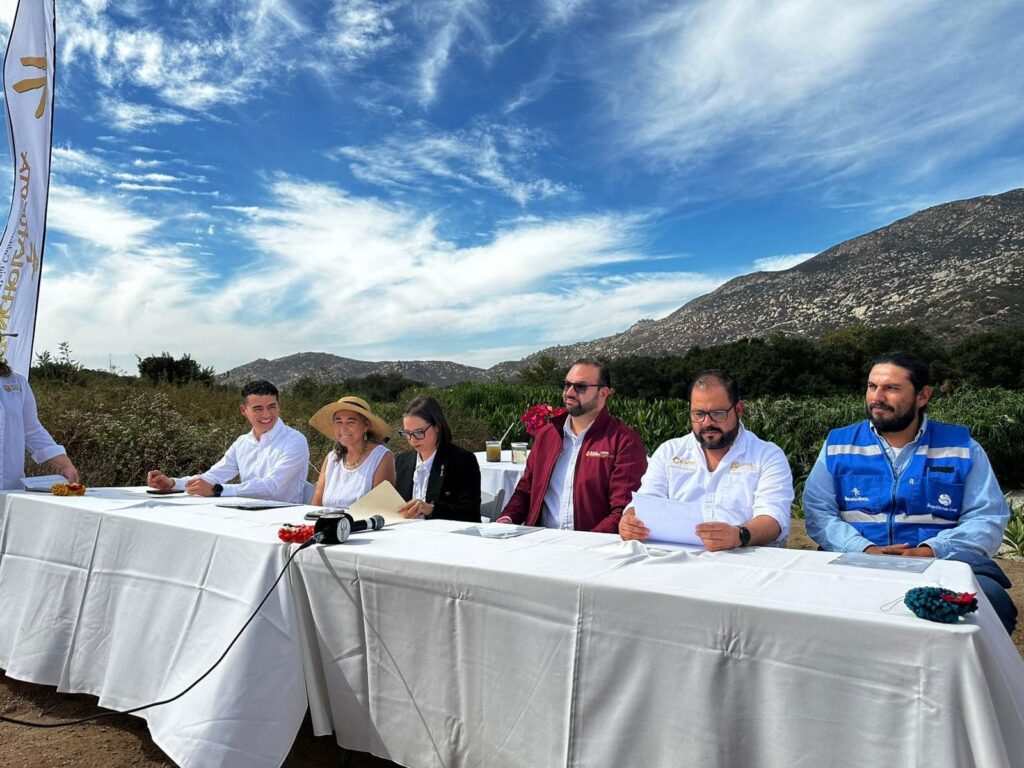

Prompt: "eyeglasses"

[562,381,602,394]
[398,425,433,440]
[689,404,736,423]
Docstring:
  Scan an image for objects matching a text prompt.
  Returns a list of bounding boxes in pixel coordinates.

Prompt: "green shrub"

[25,378,1024,496]
[1002,497,1024,558]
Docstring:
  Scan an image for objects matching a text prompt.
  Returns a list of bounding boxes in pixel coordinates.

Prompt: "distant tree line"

[291,372,426,404]
[519,325,1024,399]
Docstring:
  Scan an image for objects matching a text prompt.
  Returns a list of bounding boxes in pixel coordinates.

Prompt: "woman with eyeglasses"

[395,395,481,522]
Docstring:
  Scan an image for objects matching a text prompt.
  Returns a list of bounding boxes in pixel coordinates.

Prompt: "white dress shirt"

[635,425,793,543]
[541,419,593,530]
[176,418,310,503]
[0,372,66,490]
[412,450,436,501]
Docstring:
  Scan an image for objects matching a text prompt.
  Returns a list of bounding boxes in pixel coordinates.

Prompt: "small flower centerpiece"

[521,403,567,437]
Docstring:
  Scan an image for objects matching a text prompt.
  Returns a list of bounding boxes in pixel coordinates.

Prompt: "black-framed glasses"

[398,425,433,440]
[689,404,736,423]
[562,381,602,394]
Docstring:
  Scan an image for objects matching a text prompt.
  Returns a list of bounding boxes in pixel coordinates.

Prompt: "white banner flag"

[0,0,55,374]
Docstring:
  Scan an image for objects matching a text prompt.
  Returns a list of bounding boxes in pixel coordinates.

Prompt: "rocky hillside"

[488,188,1024,377]
[218,352,486,389]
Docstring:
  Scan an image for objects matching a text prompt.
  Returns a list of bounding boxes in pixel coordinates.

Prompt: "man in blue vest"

[803,352,1017,634]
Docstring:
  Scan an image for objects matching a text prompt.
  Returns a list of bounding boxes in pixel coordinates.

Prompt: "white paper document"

[21,474,67,492]
[632,493,705,547]
[830,552,933,573]
[349,481,408,525]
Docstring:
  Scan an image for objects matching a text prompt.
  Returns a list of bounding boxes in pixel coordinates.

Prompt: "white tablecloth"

[293,520,1024,768]
[0,489,316,768]
[475,451,526,501]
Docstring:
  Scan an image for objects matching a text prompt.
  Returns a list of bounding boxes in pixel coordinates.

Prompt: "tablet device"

[216,501,298,510]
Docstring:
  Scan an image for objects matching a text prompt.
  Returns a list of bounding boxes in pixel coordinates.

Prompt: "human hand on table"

[48,454,80,484]
[695,521,741,551]
[146,470,175,491]
[900,546,934,557]
[185,477,217,496]
[398,499,433,519]
[618,508,649,541]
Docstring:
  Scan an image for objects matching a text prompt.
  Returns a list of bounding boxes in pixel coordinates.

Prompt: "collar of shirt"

[244,417,285,446]
[415,450,437,476]
[563,417,593,442]
[871,414,928,468]
[683,423,750,472]
[412,449,437,501]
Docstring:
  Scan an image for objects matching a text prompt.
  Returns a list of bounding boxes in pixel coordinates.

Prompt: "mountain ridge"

[220,188,1024,386]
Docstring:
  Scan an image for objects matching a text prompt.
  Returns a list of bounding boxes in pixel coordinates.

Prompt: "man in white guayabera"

[147,379,310,503]
[619,369,794,551]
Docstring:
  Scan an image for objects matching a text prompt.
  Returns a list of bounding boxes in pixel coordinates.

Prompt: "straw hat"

[309,395,391,443]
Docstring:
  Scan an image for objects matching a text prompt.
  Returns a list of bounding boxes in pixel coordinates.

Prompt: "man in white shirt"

[147,380,310,503]
[620,370,793,549]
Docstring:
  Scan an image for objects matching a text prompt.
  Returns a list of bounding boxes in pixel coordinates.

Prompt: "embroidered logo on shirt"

[3,383,21,393]
[585,450,612,458]
[729,461,757,473]
[927,493,957,512]
[670,457,698,469]
[844,488,870,503]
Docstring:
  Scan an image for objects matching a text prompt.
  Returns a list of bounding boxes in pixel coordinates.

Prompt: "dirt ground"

[2,520,1022,768]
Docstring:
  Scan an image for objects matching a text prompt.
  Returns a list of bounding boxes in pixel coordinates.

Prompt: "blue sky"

[2,0,1023,373]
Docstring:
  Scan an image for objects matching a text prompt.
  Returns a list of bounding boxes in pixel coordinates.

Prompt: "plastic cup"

[511,442,528,465]
[485,440,502,462]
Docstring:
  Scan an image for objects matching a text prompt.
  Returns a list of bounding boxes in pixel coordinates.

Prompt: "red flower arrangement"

[278,524,315,544]
[521,403,567,437]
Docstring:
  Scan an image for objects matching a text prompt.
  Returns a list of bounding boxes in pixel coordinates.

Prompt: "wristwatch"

[212,483,223,497]
[738,525,751,547]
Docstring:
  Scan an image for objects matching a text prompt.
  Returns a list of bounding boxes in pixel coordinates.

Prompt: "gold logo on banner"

[13,56,48,119]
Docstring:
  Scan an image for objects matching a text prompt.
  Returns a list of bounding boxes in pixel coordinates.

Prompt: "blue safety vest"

[824,419,972,547]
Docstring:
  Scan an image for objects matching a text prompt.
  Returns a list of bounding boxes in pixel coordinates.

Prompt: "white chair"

[480,488,506,523]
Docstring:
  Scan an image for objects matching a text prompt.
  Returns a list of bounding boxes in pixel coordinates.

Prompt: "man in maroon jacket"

[496,359,647,533]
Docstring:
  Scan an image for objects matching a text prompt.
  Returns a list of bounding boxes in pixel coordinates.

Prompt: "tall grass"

[28,379,1024,495]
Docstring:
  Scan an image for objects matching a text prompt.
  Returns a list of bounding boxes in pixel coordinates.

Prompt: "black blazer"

[395,442,481,523]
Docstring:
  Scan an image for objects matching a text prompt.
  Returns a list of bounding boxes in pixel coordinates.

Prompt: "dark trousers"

[946,550,1018,636]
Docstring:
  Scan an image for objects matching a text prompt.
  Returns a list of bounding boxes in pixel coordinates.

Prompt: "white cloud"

[326,0,400,63]
[603,1,1024,184]
[542,0,589,25]
[47,184,160,250]
[35,174,730,371]
[753,252,816,272]
[414,0,490,107]
[52,145,108,177]
[332,121,566,204]
[59,0,312,126]
[102,97,191,132]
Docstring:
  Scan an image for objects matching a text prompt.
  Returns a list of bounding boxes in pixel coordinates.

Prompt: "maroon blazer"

[500,408,647,532]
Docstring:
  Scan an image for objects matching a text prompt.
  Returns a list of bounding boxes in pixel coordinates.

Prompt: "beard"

[565,394,598,418]
[695,421,739,451]
[867,402,919,433]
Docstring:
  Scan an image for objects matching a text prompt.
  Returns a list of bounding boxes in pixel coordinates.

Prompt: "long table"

[0,488,316,768]
[293,520,1024,768]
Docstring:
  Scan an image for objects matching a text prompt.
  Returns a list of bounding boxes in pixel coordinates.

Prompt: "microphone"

[313,512,352,545]
[351,514,385,533]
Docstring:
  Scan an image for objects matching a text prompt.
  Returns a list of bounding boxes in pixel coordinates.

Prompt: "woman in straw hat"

[309,395,396,508]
